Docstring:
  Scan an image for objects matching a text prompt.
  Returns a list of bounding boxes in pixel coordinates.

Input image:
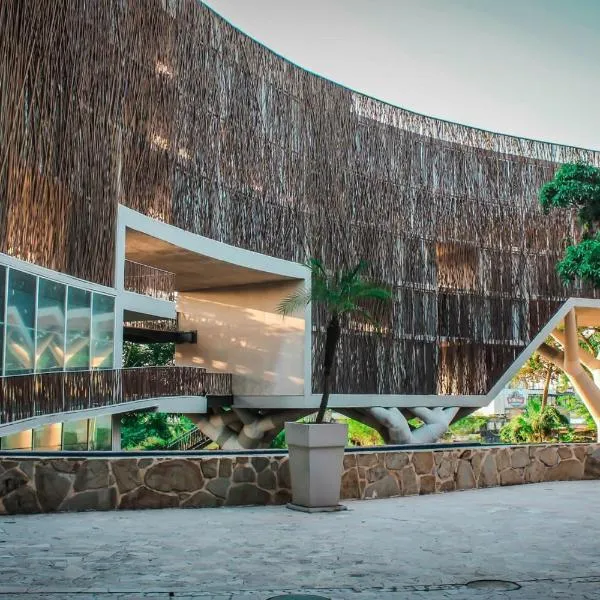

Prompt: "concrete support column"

[111,414,121,451]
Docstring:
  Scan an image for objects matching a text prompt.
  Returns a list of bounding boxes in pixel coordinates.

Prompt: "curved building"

[1,0,599,448]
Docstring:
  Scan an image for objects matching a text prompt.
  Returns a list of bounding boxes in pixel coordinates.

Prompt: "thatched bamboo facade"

[1,0,599,397]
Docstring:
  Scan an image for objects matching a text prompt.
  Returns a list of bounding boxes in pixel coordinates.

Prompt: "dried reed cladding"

[1,0,599,395]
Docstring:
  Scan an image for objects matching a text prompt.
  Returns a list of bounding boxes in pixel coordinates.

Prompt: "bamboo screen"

[1,0,599,396]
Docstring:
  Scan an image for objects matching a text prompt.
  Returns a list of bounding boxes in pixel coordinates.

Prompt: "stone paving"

[0,481,599,599]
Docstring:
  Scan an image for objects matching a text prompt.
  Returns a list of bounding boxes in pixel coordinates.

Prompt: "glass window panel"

[5,270,36,374]
[91,293,114,369]
[33,423,63,451]
[65,287,91,370]
[0,429,33,451]
[36,278,66,372]
[62,419,89,451]
[88,415,112,451]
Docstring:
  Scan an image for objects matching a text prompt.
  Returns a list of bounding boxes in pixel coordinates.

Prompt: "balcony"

[0,367,232,425]
[124,260,175,301]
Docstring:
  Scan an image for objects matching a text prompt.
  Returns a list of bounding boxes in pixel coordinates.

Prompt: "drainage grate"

[266,596,331,600]
[466,579,521,591]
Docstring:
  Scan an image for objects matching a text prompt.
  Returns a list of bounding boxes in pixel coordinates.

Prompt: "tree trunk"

[541,366,553,411]
[316,314,340,424]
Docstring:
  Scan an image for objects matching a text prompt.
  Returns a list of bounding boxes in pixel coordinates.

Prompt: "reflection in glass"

[62,419,89,451]
[91,293,115,369]
[36,278,66,372]
[89,415,112,450]
[65,287,91,370]
[0,429,33,450]
[5,270,36,374]
[33,423,63,451]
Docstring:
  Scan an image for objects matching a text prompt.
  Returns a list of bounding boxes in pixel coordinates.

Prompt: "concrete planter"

[285,421,348,512]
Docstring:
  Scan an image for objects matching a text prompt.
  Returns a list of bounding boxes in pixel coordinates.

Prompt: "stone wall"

[1,444,600,515]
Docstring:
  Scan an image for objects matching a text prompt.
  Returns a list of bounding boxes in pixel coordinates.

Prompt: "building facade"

[1,0,600,448]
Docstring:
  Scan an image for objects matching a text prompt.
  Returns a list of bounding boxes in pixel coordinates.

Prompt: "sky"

[203,0,600,151]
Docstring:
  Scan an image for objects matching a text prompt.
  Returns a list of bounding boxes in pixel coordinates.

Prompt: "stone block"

[200,458,219,479]
[574,445,587,462]
[496,449,510,472]
[61,488,117,512]
[499,468,523,486]
[233,466,256,483]
[510,448,530,469]
[357,453,379,467]
[558,446,573,460]
[35,465,71,511]
[477,454,498,488]
[226,484,271,506]
[2,486,41,514]
[419,475,435,495]
[400,465,419,496]
[0,468,29,497]
[276,459,291,489]
[111,460,141,494]
[584,448,600,478]
[412,452,434,475]
[206,478,231,499]
[144,460,203,492]
[119,486,179,510]
[251,457,270,473]
[438,479,455,492]
[546,459,584,481]
[343,454,357,469]
[340,468,359,500]
[219,458,233,478]
[366,466,388,483]
[384,452,409,470]
[537,447,559,467]
[182,491,221,508]
[137,458,153,469]
[50,459,80,474]
[436,457,456,480]
[524,460,547,483]
[272,490,292,505]
[257,469,277,491]
[456,460,475,490]
[364,475,400,499]
[74,461,110,491]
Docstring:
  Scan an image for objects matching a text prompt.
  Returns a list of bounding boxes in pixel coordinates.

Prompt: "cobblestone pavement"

[1,481,599,600]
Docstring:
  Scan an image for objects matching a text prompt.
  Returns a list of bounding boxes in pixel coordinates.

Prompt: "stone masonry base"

[1,444,599,515]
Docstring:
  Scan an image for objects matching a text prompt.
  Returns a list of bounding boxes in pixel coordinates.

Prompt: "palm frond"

[276,287,311,316]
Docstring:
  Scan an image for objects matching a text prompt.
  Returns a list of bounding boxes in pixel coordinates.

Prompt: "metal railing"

[0,367,233,425]
[124,260,176,301]
[167,427,212,451]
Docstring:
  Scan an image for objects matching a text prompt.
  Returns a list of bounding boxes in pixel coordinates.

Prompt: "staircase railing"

[167,427,212,451]
[0,367,233,425]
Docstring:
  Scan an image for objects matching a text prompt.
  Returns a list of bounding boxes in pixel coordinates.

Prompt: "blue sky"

[203,0,600,151]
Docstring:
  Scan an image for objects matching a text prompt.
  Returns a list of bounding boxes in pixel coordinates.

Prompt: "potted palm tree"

[278,259,391,511]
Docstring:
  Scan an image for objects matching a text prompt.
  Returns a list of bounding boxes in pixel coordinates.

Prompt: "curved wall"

[1,0,600,396]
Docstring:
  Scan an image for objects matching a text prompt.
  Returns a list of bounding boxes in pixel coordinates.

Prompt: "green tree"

[540,162,600,287]
[499,397,570,444]
[277,259,391,423]
[121,341,193,450]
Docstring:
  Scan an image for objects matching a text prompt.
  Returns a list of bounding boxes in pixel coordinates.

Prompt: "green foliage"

[557,234,600,287]
[121,412,195,450]
[123,341,175,368]
[556,393,597,430]
[540,163,600,288]
[277,259,392,324]
[540,162,600,230]
[500,396,570,444]
[449,415,489,436]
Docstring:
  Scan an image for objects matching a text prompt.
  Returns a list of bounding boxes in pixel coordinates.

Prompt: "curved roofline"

[201,0,599,157]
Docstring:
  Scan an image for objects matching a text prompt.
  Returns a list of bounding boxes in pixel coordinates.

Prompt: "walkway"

[1,481,598,599]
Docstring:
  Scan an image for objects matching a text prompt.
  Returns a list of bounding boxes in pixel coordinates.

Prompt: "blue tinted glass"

[91,293,114,369]
[36,278,66,372]
[5,270,36,374]
[65,287,91,370]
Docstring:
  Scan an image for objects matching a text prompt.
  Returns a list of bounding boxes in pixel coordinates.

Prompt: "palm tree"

[277,259,391,424]
[500,396,570,444]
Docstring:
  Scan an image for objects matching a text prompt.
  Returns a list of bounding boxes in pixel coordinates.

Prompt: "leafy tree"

[277,259,391,423]
[540,162,600,287]
[121,341,193,450]
[499,397,570,444]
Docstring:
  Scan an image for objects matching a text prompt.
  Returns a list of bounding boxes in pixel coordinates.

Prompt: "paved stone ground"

[0,481,599,600]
